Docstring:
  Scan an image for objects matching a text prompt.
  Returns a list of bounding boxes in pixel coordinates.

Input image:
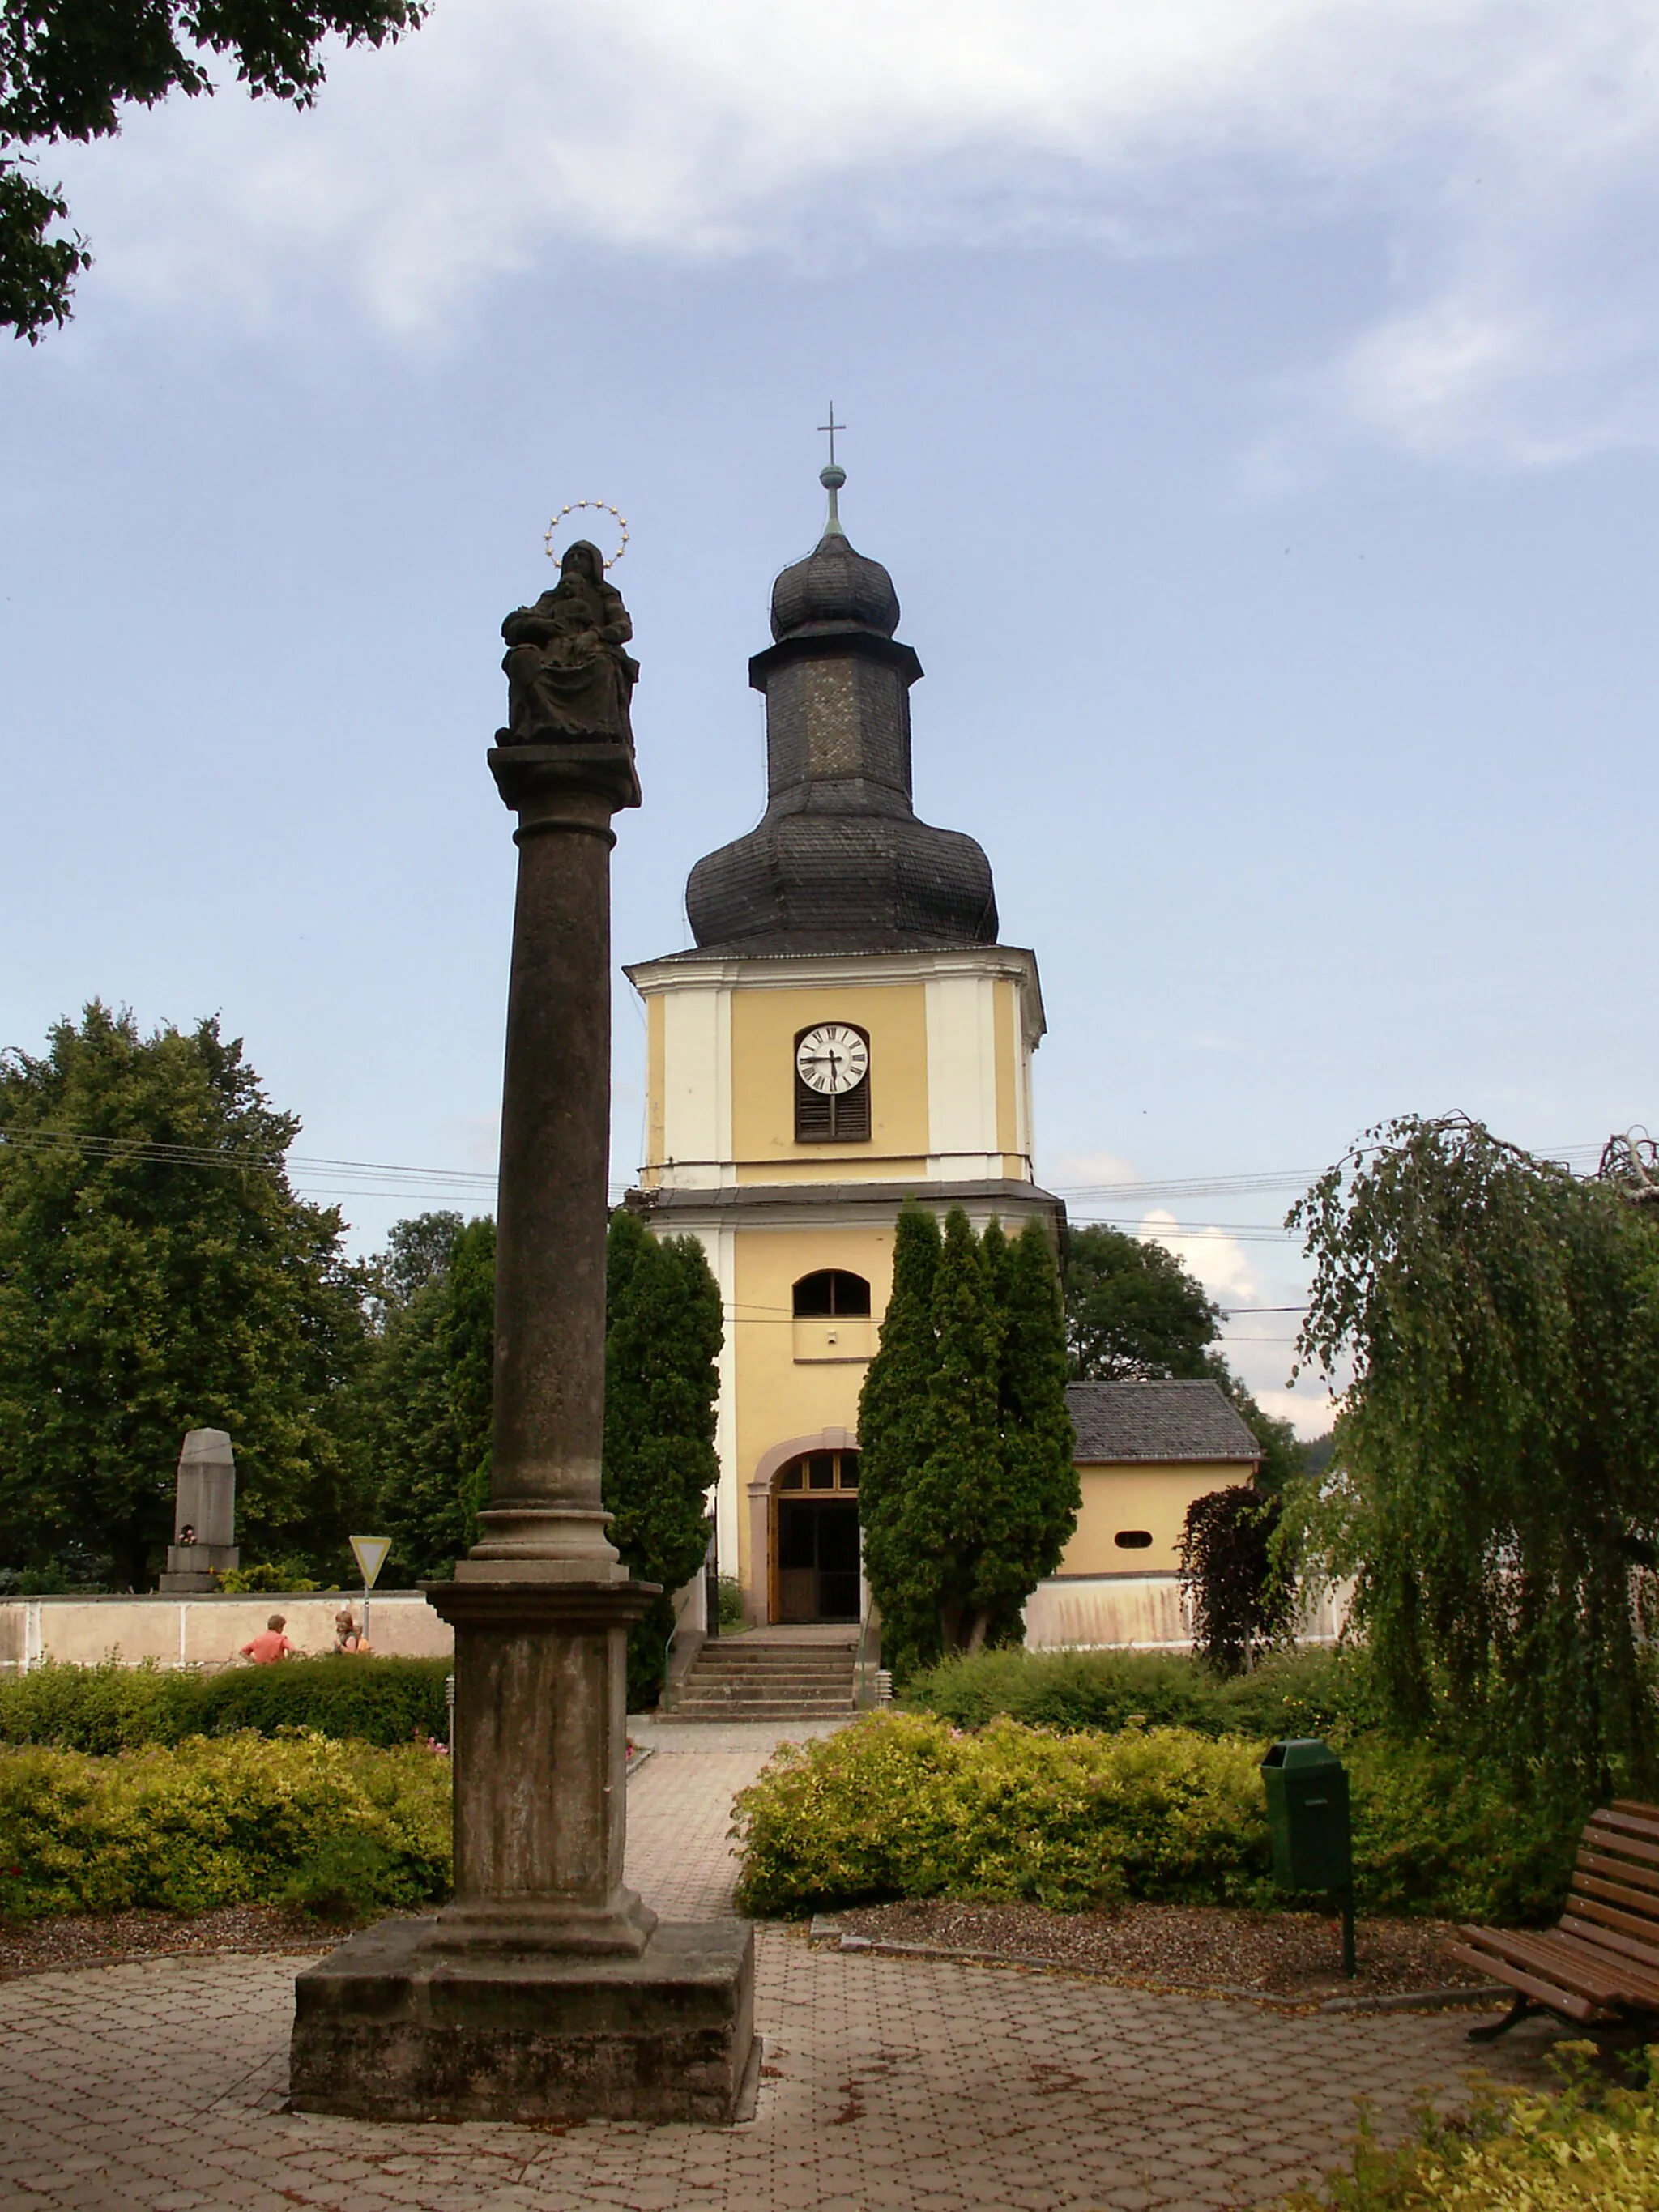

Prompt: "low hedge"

[1282,2046,1659,2210]
[0,1733,452,1920]
[901,1645,1385,1741]
[0,1656,452,1753]
[731,1711,1580,1923]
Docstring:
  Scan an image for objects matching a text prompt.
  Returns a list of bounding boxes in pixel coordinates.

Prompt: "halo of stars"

[544,500,629,571]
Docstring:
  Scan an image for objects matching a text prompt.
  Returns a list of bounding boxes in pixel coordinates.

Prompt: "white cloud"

[45,0,1659,458]
[1136,1208,1258,1308]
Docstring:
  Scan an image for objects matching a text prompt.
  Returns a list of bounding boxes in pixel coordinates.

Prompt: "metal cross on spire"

[817,403,847,538]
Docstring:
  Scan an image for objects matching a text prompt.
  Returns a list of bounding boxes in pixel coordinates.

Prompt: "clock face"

[795,1025,869,1096]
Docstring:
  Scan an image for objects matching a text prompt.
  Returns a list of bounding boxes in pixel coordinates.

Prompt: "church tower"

[625,460,1060,1627]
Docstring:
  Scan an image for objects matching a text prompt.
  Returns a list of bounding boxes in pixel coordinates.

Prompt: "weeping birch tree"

[1286,1114,1659,1794]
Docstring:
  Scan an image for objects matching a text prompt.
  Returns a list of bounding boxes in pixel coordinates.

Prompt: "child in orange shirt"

[241,1613,295,1664]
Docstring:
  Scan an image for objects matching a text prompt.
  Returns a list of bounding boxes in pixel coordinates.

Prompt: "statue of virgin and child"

[498,541,638,747]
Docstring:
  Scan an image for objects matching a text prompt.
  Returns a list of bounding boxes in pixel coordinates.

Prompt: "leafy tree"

[1178,1485,1291,1674]
[366,1215,493,1583]
[2,0,427,339]
[1062,1223,1302,1490]
[602,1210,722,1707]
[0,1002,370,1586]
[1287,1112,1659,1794]
[861,1208,1076,1676]
[1203,1357,1303,1495]
[373,1210,463,1319]
[1064,1224,1221,1380]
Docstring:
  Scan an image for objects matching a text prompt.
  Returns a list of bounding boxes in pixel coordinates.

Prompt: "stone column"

[290,605,755,2125]
[424,735,655,1957]
[463,745,638,1584]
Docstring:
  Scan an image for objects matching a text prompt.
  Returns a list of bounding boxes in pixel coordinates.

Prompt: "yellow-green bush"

[1284,2047,1659,2210]
[734,1712,1268,1916]
[0,1733,451,1920]
[732,1713,1580,1921]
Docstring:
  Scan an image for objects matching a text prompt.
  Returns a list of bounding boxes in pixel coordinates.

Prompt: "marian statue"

[499,541,638,747]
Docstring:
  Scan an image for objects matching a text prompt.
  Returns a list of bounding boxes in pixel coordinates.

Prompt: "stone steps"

[669,1637,859,1720]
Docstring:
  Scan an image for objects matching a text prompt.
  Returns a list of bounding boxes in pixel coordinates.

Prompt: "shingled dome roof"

[770,530,902,641]
[683,483,1000,957]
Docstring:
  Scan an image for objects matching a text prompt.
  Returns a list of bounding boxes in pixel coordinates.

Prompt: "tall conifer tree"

[976,1220,1078,1640]
[859,1208,1078,1676]
[602,1210,723,1706]
[858,1204,941,1663]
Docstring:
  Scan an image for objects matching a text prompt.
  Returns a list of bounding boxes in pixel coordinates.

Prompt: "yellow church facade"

[625,944,1056,1625]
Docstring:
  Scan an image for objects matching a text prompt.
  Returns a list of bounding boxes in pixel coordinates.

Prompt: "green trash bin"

[1261,1737,1355,1975]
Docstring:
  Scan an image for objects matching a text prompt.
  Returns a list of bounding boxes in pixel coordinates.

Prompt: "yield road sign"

[349,1534,392,1589]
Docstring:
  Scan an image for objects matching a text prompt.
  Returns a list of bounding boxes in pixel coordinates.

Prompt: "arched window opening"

[792,1269,872,1319]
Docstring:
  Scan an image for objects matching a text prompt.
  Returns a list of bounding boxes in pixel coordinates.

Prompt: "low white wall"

[0,1592,454,1677]
[1021,1573,1354,1653]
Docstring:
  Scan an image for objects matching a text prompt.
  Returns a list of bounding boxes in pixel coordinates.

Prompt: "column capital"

[488,742,642,821]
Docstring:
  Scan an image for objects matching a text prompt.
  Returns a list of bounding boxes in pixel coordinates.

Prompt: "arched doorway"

[773,1447,860,1623]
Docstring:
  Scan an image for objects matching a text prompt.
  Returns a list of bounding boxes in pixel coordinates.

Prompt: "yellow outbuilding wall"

[1056,1461,1253,1576]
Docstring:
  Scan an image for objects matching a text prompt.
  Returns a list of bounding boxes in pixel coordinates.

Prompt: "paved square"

[0,1727,1561,2212]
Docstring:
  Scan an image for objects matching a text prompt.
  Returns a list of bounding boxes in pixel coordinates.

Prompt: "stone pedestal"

[290,1919,756,2124]
[289,576,754,2126]
[290,1575,757,2120]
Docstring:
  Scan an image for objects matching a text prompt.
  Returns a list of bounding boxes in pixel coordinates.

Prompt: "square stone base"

[289,1916,756,2125]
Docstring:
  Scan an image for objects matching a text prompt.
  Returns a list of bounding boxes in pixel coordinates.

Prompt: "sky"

[6,0,1659,1437]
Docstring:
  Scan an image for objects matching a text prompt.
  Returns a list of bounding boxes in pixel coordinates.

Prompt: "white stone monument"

[158,1428,239,1592]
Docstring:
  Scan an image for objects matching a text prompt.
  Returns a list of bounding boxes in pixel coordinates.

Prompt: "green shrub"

[0,1657,452,1751]
[0,1733,451,1921]
[716,1576,747,1632]
[0,1659,194,1754]
[1282,2044,1659,2210]
[187,1658,450,1747]
[732,1711,1580,1922]
[901,1644,1384,1741]
[216,1561,322,1594]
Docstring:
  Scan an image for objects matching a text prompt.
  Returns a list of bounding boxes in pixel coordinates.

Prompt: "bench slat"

[1458,1926,1630,2005]
[1572,1869,1659,1921]
[1557,1914,1659,1993]
[1577,1848,1659,1901]
[1578,1823,1659,1872]
[1589,1808,1659,1850]
[1564,1894,1659,1960]
[1447,1943,1601,2024]
[1535,1926,1659,2009]
[1609,1801,1659,1823]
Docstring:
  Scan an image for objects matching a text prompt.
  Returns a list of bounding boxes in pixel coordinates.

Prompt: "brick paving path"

[0,1727,1563,2212]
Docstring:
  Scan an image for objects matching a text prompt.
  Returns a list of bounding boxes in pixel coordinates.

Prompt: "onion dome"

[770,499,901,641]
[682,461,1000,957]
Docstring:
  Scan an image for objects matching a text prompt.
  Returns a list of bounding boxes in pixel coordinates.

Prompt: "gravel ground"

[0,1905,335,1980]
[830,1899,1491,2001]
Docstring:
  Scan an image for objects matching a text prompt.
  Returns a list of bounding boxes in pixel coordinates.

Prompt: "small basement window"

[1114,1530,1154,1549]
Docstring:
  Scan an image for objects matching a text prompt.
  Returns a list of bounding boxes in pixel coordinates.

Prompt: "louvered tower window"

[793,1024,872,1142]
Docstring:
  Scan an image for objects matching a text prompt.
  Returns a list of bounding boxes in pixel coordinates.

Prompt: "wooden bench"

[1452,1799,1659,2039]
